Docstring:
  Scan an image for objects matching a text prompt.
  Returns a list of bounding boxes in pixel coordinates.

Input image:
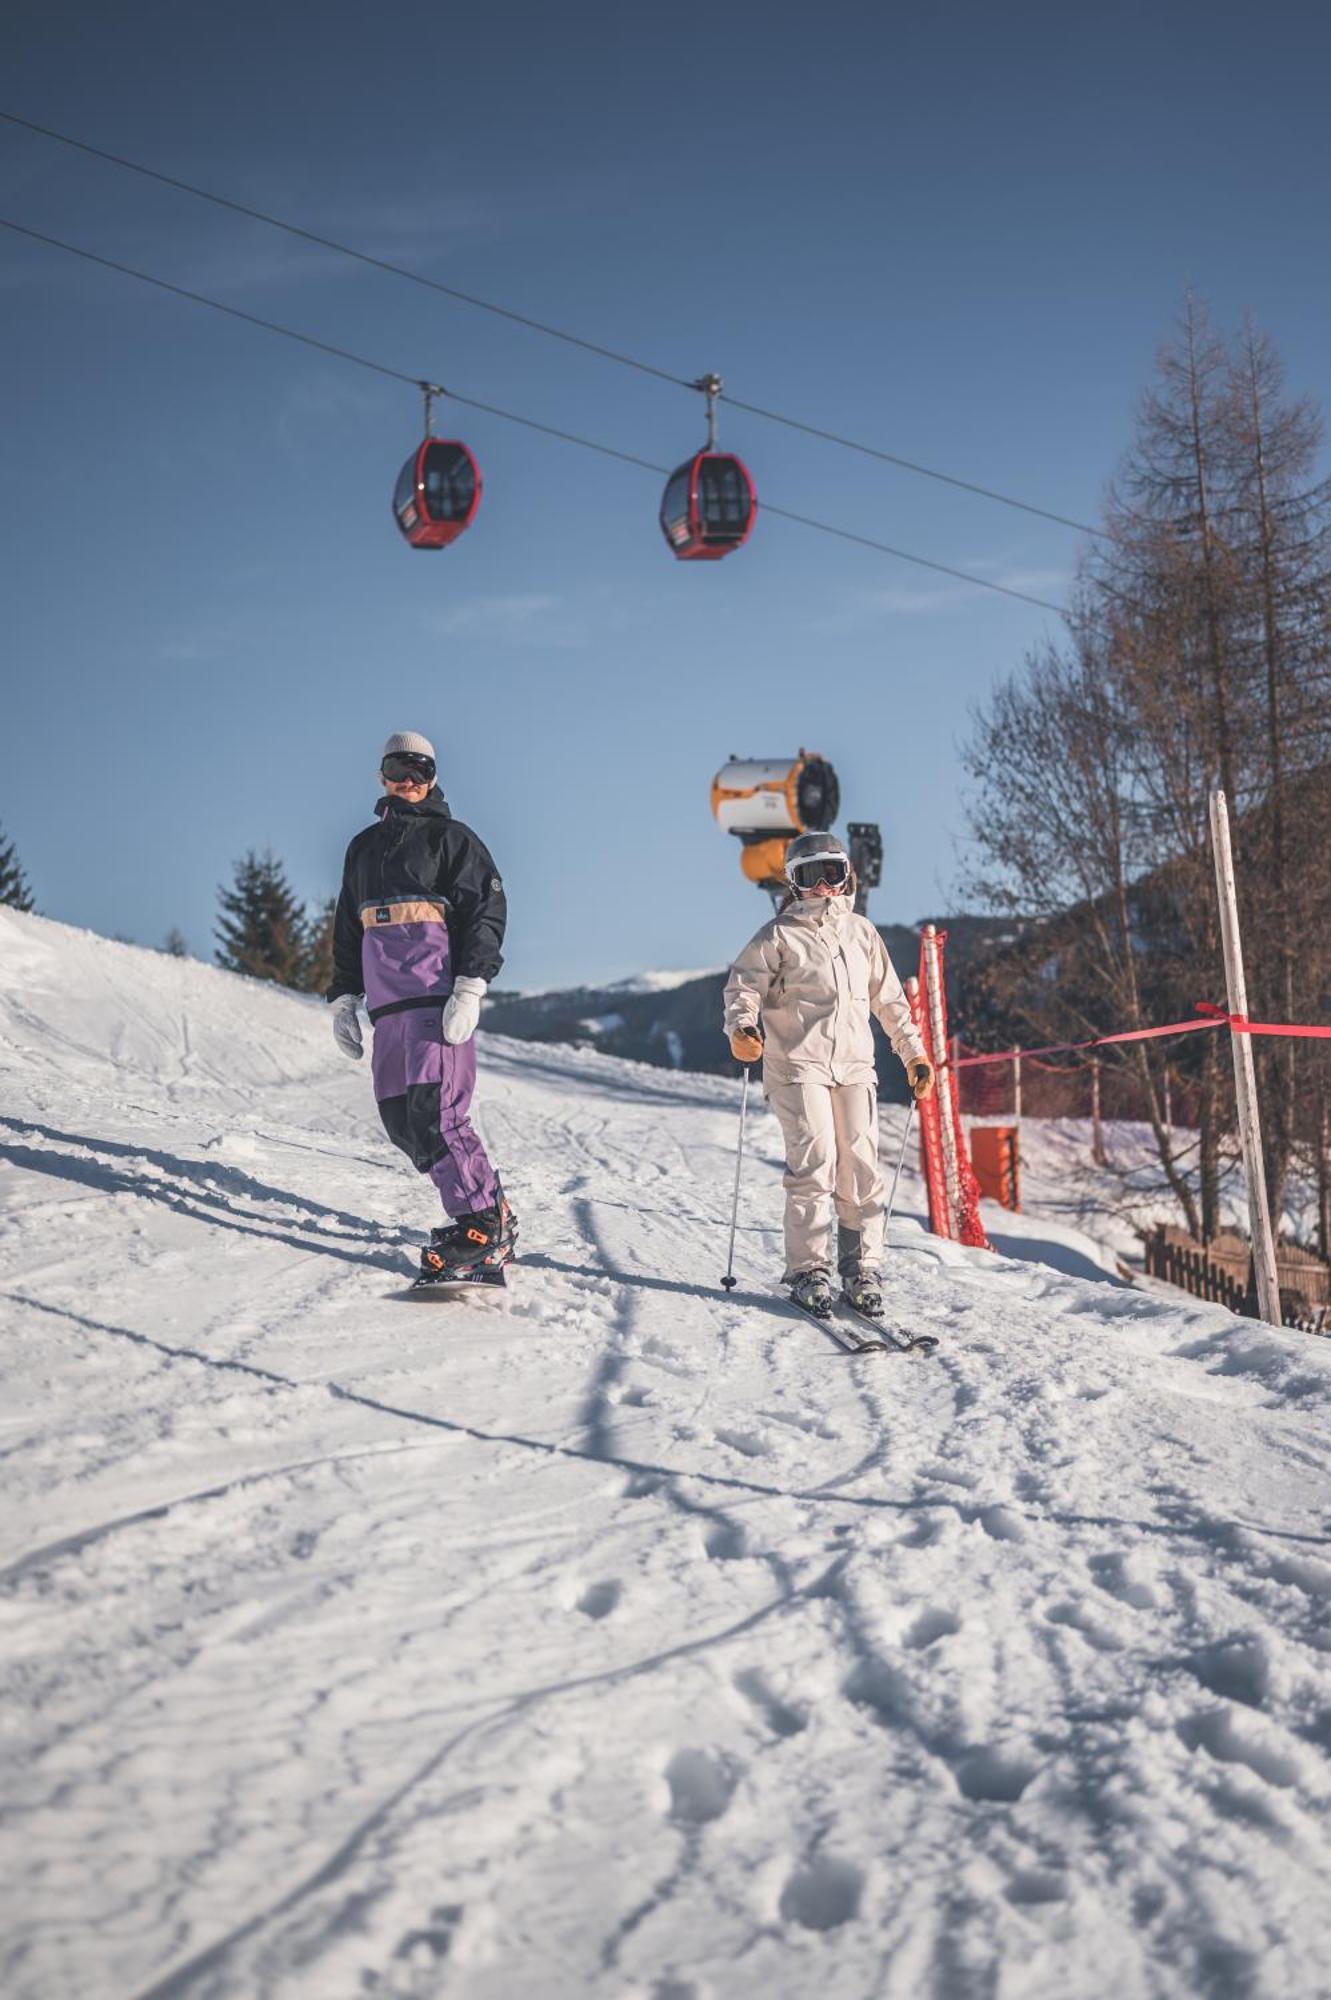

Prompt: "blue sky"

[3,0,1329,988]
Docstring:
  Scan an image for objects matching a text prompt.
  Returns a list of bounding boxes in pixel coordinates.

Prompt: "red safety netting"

[953,1042,1205,1125]
[909,976,952,1237]
[916,931,990,1251]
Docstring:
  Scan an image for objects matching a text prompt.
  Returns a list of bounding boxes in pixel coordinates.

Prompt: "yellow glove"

[729,1026,764,1064]
[907,1057,935,1099]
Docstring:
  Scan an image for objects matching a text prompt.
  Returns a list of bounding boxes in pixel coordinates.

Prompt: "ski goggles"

[381,752,437,784]
[787,852,850,891]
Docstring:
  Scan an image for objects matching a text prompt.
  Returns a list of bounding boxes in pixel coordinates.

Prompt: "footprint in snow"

[1176,1708,1300,1789]
[391,1902,465,1969]
[713,1426,770,1459]
[1005,1868,1068,1906]
[733,1666,807,1738]
[779,1855,864,1931]
[703,1519,747,1562]
[663,1747,737,1825]
[576,1579,622,1620]
[1186,1633,1270,1708]
[951,1745,1040,1803]
[1089,1550,1158,1609]
[904,1606,961,1650]
[1044,1599,1122,1653]
[977,1504,1026,1543]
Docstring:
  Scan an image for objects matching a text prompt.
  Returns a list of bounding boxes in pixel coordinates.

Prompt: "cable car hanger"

[695,372,723,449]
[391,380,483,551]
[659,370,758,563]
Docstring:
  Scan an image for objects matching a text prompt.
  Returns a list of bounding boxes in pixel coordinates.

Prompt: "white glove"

[331,993,364,1061]
[442,976,487,1046]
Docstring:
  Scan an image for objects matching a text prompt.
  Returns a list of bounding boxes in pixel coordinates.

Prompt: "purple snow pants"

[370,1006,499,1217]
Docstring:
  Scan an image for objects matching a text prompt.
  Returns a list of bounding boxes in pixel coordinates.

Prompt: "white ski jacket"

[723,895,926,1088]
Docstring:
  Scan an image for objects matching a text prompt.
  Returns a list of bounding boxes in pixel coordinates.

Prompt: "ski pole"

[719,1064,752,1292]
[884,1097,917,1232]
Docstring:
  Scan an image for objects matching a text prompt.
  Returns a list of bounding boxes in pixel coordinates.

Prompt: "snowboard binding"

[412,1190,518,1290]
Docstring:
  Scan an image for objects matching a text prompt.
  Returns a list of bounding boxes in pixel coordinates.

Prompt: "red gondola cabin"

[659,451,757,561]
[393,438,482,550]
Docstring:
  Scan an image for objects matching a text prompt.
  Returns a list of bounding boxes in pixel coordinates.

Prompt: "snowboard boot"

[789,1268,835,1319]
[841,1271,884,1319]
[418,1187,518,1283]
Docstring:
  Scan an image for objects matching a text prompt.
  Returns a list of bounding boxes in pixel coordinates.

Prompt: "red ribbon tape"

[954,1012,1331,1068]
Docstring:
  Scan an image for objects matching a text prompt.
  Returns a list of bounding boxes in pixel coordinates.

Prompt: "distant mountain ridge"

[484,915,1018,1099]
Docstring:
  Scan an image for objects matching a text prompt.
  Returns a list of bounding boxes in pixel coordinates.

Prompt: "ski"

[836,1298,939,1356]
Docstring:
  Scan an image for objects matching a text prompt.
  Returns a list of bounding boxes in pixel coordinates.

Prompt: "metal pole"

[884,1099,917,1230]
[1208,788,1282,1326]
[719,1065,752,1291]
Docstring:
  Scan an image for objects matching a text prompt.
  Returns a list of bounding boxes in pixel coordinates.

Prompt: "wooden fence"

[1144,1224,1331,1333]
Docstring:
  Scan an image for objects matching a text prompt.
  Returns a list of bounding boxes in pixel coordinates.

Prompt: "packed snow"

[2,908,1330,1999]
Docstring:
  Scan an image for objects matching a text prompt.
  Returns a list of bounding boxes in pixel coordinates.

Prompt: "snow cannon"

[711,753,840,903]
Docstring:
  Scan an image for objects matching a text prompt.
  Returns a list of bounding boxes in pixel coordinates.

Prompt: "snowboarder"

[722,831,935,1320]
[326,731,515,1282]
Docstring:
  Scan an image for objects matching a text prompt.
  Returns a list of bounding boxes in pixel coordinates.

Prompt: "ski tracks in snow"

[3,913,1331,1997]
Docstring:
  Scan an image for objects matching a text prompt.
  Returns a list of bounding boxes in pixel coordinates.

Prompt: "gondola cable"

[0,213,1066,612]
[0,106,1105,540]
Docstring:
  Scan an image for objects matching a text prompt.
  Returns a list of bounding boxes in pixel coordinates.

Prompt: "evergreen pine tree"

[299,895,338,995]
[0,825,35,913]
[162,927,189,958]
[214,852,308,986]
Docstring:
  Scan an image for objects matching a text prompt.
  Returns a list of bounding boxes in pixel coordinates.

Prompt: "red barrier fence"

[953,1009,1330,1124]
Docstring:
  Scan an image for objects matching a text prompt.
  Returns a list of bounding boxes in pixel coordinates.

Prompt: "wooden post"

[1311,1096,1319,1264]
[1208,789,1282,1327]
[1090,1057,1107,1166]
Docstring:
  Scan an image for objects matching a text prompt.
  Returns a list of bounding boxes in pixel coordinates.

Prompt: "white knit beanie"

[382,731,436,761]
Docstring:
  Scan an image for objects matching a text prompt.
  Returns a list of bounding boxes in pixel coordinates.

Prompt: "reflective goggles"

[381,752,436,785]
[787,853,850,891]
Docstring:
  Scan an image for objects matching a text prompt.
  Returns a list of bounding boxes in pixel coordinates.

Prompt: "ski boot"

[841,1271,885,1320]
[789,1268,835,1320]
[416,1187,518,1288]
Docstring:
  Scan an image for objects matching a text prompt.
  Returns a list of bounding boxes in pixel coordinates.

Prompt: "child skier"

[722,831,935,1320]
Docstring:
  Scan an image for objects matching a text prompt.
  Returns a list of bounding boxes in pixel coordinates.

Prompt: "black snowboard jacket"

[327,790,507,1011]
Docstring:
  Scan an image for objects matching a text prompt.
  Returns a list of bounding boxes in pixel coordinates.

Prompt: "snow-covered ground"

[3,908,1331,1999]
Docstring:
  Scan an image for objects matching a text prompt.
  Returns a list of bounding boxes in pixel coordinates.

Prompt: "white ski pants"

[765,1079,885,1281]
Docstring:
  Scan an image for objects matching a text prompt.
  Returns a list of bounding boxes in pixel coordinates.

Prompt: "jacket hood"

[374,786,452,822]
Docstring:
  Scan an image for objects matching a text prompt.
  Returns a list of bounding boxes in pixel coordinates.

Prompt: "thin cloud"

[426,585,635,650]
[827,564,1069,623]
[427,593,580,648]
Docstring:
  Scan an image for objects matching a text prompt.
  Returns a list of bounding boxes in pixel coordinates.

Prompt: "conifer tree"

[162,927,189,958]
[0,825,35,913]
[299,895,338,994]
[964,298,1331,1243]
[214,852,308,986]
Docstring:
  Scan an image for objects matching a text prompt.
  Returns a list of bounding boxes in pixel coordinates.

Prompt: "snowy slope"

[3,909,1331,2000]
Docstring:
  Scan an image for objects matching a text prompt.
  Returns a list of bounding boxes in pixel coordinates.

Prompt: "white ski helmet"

[784,830,852,893]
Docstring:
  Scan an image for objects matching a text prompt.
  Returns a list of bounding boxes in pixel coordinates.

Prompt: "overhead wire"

[0,107,1105,540]
[0,214,1067,612]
